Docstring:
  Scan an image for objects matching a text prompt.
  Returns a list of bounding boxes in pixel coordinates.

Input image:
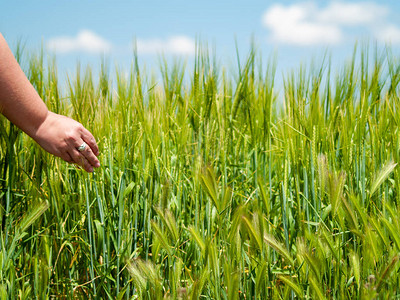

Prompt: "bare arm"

[0,33,48,137]
[0,33,100,172]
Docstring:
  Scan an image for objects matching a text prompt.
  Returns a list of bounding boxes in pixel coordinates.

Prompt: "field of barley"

[1,44,400,299]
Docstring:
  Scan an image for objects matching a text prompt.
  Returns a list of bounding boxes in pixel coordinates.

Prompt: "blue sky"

[2,1,400,83]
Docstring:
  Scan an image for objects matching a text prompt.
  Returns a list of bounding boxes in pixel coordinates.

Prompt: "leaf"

[257,177,270,215]
[241,215,262,251]
[264,233,294,267]
[18,201,49,235]
[200,166,220,212]
[309,275,326,299]
[123,182,135,199]
[370,161,397,196]
[190,268,209,300]
[155,208,179,244]
[188,226,205,253]
[375,255,400,292]
[381,218,400,251]
[255,261,267,296]
[151,221,172,256]
[278,275,304,299]
[349,250,361,287]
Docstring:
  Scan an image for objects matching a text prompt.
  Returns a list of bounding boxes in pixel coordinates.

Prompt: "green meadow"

[1,43,400,299]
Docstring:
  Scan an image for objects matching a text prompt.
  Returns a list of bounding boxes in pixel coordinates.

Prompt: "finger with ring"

[77,142,88,152]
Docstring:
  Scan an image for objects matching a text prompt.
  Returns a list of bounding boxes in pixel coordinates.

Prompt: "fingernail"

[88,167,94,172]
[95,161,100,168]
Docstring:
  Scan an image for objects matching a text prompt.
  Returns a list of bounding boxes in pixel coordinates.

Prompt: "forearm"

[0,33,48,138]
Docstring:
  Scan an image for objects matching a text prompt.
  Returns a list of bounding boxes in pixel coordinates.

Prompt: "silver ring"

[77,142,88,152]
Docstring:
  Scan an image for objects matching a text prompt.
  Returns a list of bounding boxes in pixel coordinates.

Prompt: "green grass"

[1,43,400,299]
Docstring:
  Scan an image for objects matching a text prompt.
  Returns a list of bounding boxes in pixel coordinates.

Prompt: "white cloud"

[262,1,393,46]
[263,3,341,46]
[377,25,400,45]
[136,36,195,55]
[317,2,387,26]
[47,30,112,54]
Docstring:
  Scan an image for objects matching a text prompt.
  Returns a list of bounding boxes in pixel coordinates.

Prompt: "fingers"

[68,148,96,173]
[60,152,74,164]
[80,127,99,156]
[66,129,100,172]
[77,140,101,169]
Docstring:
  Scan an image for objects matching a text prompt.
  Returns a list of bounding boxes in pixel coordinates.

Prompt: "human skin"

[0,33,100,172]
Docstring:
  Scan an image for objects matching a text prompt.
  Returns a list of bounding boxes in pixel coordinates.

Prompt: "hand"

[32,111,100,172]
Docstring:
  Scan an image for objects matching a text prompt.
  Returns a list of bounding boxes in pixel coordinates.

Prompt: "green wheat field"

[1,43,400,299]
